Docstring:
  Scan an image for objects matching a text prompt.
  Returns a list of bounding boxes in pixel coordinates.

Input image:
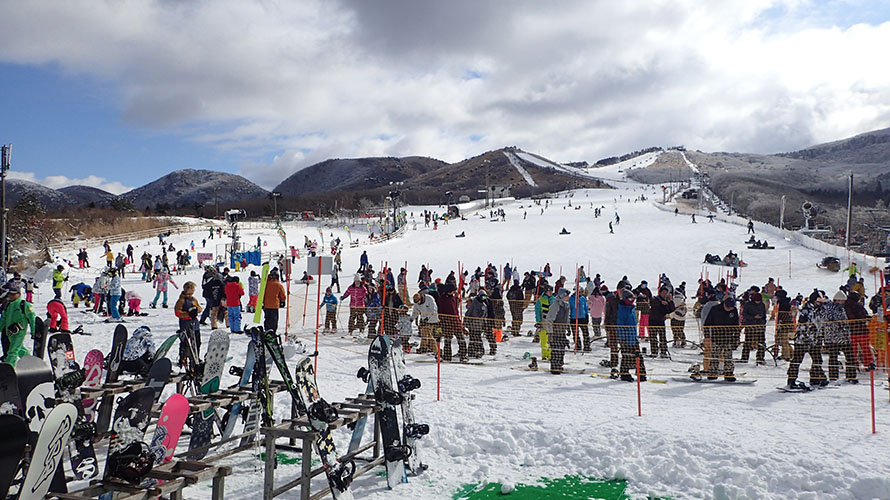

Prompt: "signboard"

[196,252,214,264]
[306,256,333,276]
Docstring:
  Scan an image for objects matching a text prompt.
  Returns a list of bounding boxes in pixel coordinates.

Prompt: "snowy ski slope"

[39,177,890,500]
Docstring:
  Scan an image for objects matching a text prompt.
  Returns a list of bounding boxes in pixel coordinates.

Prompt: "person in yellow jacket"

[533,286,553,361]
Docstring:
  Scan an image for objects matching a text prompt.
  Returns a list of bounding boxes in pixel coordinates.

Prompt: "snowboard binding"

[108,441,155,484]
[404,423,430,438]
[72,421,97,440]
[356,367,370,383]
[330,459,356,491]
[397,375,421,393]
[58,367,86,390]
[374,386,404,406]
[229,366,244,378]
[307,399,339,430]
[384,444,412,462]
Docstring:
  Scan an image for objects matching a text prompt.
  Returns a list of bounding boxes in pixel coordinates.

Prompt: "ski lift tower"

[225,208,247,262]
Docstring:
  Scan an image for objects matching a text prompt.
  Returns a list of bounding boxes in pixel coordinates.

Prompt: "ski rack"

[260,393,383,500]
[47,460,231,500]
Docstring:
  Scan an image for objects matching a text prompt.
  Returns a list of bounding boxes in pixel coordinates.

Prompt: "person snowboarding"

[703,296,740,381]
[786,291,828,389]
[320,288,338,333]
[0,282,36,366]
[747,219,755,234]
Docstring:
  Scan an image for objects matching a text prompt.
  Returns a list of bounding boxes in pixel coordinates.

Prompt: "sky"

[1,0,889,193]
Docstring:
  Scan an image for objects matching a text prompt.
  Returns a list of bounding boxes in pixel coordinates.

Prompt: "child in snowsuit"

[46,298,69,332]
[126,289,142,316]
[25,278,36,303]
[320,288,338,333]
[174,282,203,366]
[247,271,260,313]
[151,269,178,308]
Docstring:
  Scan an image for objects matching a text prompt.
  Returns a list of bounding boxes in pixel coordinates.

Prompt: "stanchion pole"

[302,280,309,327]
[636,356,642,417]
[870,369,876,434]
[573,265,579,355]
[436,335,441,402]
[314,257,322,372]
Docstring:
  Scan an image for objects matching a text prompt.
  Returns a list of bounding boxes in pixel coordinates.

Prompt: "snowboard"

[46,333,99,480]
[253,262,270,324]
[347,379,373,455]
[0,362,22,416]
[145,357,172,403]
[241,328,272,446]
[17,403,77,500]
[31,317,47,360]
[149,393,189,465]
[14,355,64,495]
[186,330,230,460]
[367,334,408,488]
[104,387,155,483]
[80,349,104,421]
[0,414,28,498]
[152,333,180,362]
[261,329,356,499]
[671,377,756,385]
[222,338,256,440]
[96,325,128,435]
[389,338,428,476]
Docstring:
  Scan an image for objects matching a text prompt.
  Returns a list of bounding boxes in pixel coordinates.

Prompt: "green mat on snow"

[454,475,670,499]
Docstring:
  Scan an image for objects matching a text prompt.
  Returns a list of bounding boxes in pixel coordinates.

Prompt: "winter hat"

[0,282,21,298]
[557,288,570,298]
[723,296,736,308]
[808,290,822,303]
[833,290,847,301]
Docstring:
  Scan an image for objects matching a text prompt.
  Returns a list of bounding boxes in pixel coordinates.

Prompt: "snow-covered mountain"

[122,169,270,211]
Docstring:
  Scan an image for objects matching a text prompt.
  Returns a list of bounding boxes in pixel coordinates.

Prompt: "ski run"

[3,166,890,500]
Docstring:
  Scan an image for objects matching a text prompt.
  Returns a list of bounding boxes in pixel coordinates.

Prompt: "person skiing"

[740,287,767,364]
[174,281,202,366]
[411,289,439,353]
[648,285,675,358]
[616,287,645,382]
[534,286,552,360]
[320,288,338,333]
[52,264,66,300]
[0,282,36,367]
[634,281,652,338]
[820,290,854,383]
[845,291,874,374]
[670,287,687,347]
[151,268,178,309]
[786,291,828,388]
[46,297,69,332]
[569,287,590,352]
[107,268,123,320]
[224,276,244,334]
[341,277,368,334]
[545,288,571,373]
[435,282,468,363]
[121,326,155,377]
[262,270,287,333]
[703,295,741,381]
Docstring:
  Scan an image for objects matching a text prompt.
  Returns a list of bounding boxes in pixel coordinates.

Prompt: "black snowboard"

[0,414,28,498]
[96,325,128,435]
[104,387,155,483]
[46,332,99,480]
[367,335,408,488]
[14,355,67,495]
[32,317,47,360]
[145,358,172,403]
[0,363,22,416]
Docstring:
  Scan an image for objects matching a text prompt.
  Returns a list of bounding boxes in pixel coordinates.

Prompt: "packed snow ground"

[39,176,890,499]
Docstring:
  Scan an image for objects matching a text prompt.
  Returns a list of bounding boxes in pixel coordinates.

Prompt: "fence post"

[636,356,642,417]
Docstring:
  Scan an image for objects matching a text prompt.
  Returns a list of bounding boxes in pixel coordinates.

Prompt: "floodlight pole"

[845,171,853,249]
[0,144,10,268]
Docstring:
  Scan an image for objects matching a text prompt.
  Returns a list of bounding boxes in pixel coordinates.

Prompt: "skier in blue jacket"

[616,287,646,382]
[569,288,591,352]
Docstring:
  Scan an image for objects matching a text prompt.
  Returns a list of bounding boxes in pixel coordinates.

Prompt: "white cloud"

[8,171,134,195]
[1,0,889,187]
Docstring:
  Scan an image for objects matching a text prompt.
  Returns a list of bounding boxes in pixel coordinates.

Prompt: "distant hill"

[274,156,448,197]
[58,185,116,207]
[7,179,75,211]
[122,169,270,211]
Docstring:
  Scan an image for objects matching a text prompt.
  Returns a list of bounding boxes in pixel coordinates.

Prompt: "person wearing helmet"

[0,282,36,366]
[52,265,67,300]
